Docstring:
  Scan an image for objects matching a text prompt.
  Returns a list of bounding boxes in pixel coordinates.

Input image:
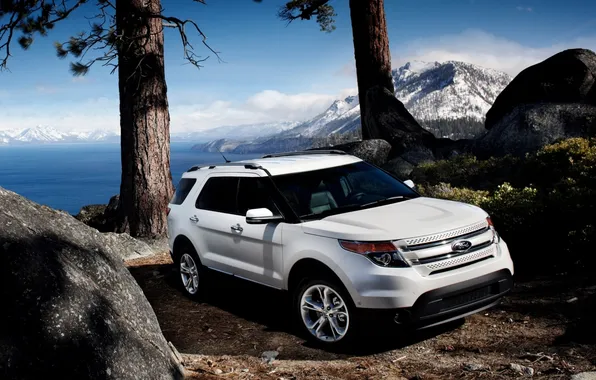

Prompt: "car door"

[233,176,284,288]
[191,174,242,276]
[191,173,283,288]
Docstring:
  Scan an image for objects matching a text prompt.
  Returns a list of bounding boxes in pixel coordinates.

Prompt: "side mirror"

[404,179,415,189]
[246,208,284,224]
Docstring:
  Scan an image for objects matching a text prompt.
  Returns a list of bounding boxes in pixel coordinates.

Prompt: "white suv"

[167,150,514,346]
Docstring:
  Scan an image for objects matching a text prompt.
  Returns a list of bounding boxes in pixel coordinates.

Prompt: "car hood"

[301,197,488,241]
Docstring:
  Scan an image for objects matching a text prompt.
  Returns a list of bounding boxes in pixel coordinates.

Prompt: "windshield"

[271,161,419,220]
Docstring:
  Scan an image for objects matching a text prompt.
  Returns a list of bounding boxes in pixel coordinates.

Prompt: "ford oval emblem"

[451,240,473,252]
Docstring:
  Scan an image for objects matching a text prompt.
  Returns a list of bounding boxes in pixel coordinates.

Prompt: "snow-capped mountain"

[277,96,361,138]
[393,60,511,121]
[172,121,300,143]
[0,126,120,145]
[195,60,512,153]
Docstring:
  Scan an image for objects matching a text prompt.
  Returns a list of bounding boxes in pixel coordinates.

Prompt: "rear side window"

[196,177,239,214]
[171,178,197,205]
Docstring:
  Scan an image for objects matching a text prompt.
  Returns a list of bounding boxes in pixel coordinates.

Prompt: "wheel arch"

[287,258,347,294]
[172,234,195,260]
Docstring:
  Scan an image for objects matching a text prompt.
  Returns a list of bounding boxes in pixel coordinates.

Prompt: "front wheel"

[293,278,356,346]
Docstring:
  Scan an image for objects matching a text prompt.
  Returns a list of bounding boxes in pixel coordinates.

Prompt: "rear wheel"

[293,278,357,346]
[175,244,204,299]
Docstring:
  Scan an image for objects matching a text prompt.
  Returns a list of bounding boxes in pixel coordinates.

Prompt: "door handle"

[189,215,199,223]
[231,223,243,232]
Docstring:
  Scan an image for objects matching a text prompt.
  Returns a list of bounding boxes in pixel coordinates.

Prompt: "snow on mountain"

[12,126,70,142]
[194,60,512,153]
[279,95,360,138]
[0,126,120,145]
[393,60,511,121]
[172,121,300,142]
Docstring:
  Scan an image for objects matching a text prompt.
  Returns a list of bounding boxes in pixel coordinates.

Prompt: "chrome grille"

[425,246,495,273]
[405,220,488,246]
[397,220,499,276]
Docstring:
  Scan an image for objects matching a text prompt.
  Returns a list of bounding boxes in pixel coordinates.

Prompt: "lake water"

[0,143,259,214]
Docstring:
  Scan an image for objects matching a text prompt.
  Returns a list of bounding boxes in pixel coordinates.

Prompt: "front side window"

[271,161,419,219]
[196,177,239,214]
[237,177,279,216]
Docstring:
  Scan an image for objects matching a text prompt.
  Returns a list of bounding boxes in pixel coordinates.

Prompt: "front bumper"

[338,240,514,310]
[397,268,512,328]
[357,268,513,328]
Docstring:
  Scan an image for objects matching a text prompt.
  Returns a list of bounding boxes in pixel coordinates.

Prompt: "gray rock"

[382,157,416,179]
[311,139,392,167]
[0,186,182,380]
[261,350,279,364]
[75,194,125,233]
[509,363,535,377]
[475,103,596,157]
[486,48,596,129]
[571,372,596,380]
[463,363,485,372]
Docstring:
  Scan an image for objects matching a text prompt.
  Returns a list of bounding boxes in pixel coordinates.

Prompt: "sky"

[0,0,595,133]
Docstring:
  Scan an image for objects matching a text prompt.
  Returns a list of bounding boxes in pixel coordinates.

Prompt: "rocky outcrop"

[75,194,124,234]
[0,186,182,379]
[311,139,392,167]
[475,103,596,157]
[478,49,596,157]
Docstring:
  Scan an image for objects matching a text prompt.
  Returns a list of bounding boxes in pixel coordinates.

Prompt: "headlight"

[339,240,410,268]
[487,216,501,244]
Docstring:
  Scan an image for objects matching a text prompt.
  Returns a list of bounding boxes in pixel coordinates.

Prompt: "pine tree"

[1,0,222,238]
[279,0,394,140]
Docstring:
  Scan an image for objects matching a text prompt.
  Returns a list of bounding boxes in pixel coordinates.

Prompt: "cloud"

[0,88,357,133]
[0,97,120,132]
[171,89,357,132]
[516,6,533,12]
[334,63,356,78]
[35,85,60,94]
[392,29,596,76]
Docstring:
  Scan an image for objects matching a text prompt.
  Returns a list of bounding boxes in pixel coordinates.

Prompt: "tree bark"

[116,0,174,238]
[348,0,394,140]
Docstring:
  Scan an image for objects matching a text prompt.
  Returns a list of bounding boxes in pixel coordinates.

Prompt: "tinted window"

[171,178,197,205]
[272,161,419,219]
[196,177,239,214]
[237,177,279,216]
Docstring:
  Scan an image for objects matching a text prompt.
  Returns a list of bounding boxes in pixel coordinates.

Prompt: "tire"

[175,243,205,300]
[293,277,358,347]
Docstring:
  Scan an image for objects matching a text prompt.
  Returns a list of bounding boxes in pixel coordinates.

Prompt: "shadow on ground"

[128,261,463,360]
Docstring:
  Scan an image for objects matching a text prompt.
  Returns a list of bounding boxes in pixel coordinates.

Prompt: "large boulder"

[478,48,596,157]
[486,48,596,129]
[75,194,123,233]
[475,103,596,157]
[0,187,183,379]
[311,139,392,166]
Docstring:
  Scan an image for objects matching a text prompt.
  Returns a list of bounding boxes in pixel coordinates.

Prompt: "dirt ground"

[126,253,596,379]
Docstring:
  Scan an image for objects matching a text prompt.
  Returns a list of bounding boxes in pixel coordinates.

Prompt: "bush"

[414,138,596,274]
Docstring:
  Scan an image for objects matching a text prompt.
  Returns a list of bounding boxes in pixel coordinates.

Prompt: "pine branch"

[278,0,336,32]
[152,13,224,68]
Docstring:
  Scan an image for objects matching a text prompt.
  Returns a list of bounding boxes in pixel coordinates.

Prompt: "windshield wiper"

[359,195,411,209]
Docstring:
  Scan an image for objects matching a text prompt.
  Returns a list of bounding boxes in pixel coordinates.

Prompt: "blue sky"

[0,0,595,132]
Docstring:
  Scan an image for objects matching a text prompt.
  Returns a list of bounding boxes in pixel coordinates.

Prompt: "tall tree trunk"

[116,0,174,238]
[348,0,394,140]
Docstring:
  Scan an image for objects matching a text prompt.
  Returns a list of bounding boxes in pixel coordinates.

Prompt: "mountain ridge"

[193,60,512,153]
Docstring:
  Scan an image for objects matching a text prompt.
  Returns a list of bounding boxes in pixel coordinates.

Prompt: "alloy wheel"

[180,253,200,295]
[300,284,349,342]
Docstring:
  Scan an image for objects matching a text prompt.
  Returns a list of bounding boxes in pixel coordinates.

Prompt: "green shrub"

[414,138,596,274]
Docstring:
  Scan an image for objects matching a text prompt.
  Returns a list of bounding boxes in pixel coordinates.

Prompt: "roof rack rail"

[261,149,346,159]
[186,162,262,172]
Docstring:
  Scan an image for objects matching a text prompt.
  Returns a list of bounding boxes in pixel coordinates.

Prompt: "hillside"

[193,60,511,153]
